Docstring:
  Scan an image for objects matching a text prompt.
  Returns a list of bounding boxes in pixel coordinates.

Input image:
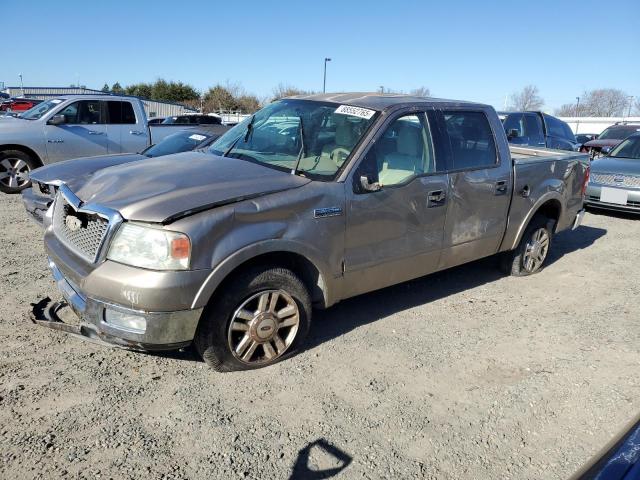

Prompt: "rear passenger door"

[105,100,149,154]
[436,109,512,269]
[343,109,449,297]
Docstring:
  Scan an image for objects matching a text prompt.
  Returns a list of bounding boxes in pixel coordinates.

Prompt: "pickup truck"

[0,94,210,193]
[503,111,578,151]
[31,93,589,372]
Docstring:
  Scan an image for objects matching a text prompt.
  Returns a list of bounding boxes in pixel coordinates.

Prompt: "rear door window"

[106,101,137,124]
[442,111,497,170]
[545,115,566,138]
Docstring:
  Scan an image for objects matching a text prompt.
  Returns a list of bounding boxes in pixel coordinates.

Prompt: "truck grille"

[52,194,109,262]
[590,173,640,189]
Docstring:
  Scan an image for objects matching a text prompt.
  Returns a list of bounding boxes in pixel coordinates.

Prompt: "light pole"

[575,96,580,134]
[18,73,24,97]
[323,58,331,93]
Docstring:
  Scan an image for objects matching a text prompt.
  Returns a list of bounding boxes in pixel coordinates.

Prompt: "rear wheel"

[0,150,38,194]
[194,266,312,372]
[500,214,553,276]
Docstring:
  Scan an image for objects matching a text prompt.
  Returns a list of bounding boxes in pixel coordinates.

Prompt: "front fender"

[190,239,336,310]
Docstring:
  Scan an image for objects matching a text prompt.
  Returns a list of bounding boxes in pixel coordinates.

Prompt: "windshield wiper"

[291,115,307,175]
[223,114,255,157]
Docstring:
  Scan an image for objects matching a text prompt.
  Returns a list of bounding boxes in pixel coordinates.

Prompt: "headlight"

[107,223,191,270]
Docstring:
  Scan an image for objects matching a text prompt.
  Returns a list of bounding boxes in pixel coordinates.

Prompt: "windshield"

[142,131,211,157]
[208,100,378,180]
[598,126,639,140]
[19,98,65,120]
[609,135,640,159]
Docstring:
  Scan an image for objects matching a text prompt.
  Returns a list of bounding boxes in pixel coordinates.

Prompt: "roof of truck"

[289,92,486,111]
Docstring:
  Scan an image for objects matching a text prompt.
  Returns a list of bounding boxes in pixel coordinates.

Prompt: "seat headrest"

[335,121,355,147]
[397,126,421,156]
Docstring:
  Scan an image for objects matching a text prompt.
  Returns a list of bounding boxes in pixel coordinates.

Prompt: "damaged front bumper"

[21,187,53,226]
[31,259,203,351]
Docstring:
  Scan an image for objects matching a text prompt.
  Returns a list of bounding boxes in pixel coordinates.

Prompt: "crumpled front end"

[32,185,208,350]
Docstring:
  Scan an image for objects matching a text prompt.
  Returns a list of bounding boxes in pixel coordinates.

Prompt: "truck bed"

[500,145,589,253]
[510,145,587,164]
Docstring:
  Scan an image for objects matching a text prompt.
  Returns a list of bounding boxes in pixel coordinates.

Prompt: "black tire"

[194,265,312,372]
[0,149,38,194]
[500,214,554,277]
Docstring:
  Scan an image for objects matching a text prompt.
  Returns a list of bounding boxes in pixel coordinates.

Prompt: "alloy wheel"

[523,228,550,273]
[0,158,31,189]
[227,289,300,365]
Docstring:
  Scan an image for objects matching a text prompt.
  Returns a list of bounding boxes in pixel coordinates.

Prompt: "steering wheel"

[330,147,351,167]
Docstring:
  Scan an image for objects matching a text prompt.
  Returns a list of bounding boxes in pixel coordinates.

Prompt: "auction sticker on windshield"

[334,105,375,119]
[189,134,207,141]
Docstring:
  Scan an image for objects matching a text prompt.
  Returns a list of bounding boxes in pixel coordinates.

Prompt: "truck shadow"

[304,225,605,352]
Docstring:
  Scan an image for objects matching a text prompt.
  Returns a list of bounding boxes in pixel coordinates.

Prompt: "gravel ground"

[1,192,639,480]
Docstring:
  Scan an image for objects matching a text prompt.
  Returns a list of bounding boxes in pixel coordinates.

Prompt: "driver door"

[44,100,108,163]
[343,110,449,298]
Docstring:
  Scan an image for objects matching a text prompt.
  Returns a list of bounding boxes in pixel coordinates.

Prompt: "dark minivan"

[503,111,577,151]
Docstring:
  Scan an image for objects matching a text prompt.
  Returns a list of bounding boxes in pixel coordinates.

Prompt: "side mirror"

[507,128,519,139]
[360,175,381,193]
[600,146,612,155]
[47,114,65,126]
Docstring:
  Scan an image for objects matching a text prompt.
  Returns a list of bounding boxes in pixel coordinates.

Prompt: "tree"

[555,102,587,117]
[118,79,199,102]
[111,82,124,94]
[581,88,629,117]
[101,83,110,92]
[508,85,544,111]
[410,87,431,97]
[634,98,640,116]
[235,94,261,113]
[271,83,311,101]
[203,85,237,111]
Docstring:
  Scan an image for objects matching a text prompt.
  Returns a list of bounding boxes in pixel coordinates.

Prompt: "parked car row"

[0,94,229,193]
[24,92,589,371]
[0,97,43,114]
[580,122,640,159]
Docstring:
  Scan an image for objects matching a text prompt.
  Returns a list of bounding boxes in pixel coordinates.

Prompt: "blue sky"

[3,0,639,111]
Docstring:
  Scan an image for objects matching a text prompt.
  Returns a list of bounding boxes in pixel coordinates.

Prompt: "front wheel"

[194,266,312,372]
[0,149,38,194]
[500,214,553,276]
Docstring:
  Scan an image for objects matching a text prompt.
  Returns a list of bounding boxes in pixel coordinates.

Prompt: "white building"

[558,116,640,135]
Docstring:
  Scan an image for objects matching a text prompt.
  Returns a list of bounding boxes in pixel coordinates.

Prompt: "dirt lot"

[0,192,639,480]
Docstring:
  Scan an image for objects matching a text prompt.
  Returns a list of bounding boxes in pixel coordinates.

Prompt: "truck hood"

[31,153,147,190]
[74,152,311,223]
[0,116,36,132]
[591,156,640,176]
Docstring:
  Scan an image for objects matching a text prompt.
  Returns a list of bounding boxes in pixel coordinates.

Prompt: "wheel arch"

[507,194,563,251]
[191,242,333,311]
[0,144,44,167]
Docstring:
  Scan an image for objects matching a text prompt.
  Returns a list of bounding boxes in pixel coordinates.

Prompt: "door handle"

[129,130,145,136]
[427,190,446,207]
[495,180,508,195]
[87,130,104,135]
